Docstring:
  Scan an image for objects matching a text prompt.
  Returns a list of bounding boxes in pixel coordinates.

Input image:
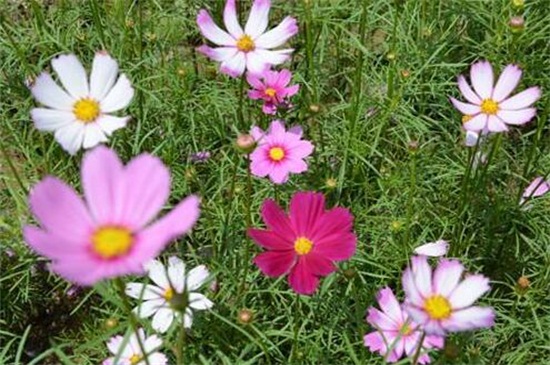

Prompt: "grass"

[1,0,550,363]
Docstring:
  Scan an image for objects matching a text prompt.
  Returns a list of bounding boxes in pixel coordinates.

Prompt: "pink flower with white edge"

[247,69,299,114]
[196,0,298,77]
[364,287,444,364]
[103,328,167,365]
[250,120,313,184]
[403,256,495,336]
[414,240,449,257]
[30,52,134,155]
[23,146,200,286]
[521,176,550,204]
[451,60,541,133]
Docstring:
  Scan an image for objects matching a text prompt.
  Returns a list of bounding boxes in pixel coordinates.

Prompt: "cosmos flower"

[402,256,495,336]
[126,257,213,333]
[23,146,200,285]
[248,192,356,295]
[189,151,211,163]
[103,328,167,365]
[364,287,444,364]
[247,69,299,114]
[249,120,313,184]
[520,176,550,205]
[413,240,449,257]
[196,0,298,77]
[30,52,134,155]
[451,61,541,133]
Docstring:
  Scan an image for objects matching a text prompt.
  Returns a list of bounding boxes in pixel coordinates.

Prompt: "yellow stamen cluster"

[269,147,285,161]
[294,237,313,255]
[424,295,452,320]
[129,354,142,365]
[265,88,277,97]
[92,226,133,259]
[480,99,499,115]
[73,98,100,122]
[236,35,255,52]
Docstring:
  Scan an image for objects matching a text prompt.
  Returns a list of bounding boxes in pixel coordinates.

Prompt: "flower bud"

[309,104,320,113]
[237,309,254,324]
[325,177,337,189]
[517,275,530,290]
[509,16,525,32]
[235,134,256,153]
[512,0,525,9]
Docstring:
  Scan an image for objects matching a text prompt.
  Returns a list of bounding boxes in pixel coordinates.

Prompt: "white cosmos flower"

[196,0,298,77]
[30,51,134,155]
[126,257,214,333]
[103,328,167,365]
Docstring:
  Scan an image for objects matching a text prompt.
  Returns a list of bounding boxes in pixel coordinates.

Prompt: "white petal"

[133,298,164,318]
[186,265,209,291]
[457,75,481,104]
[254,17,298,49]
[448,275,490,309]
[167,256,185,293]
[492,64,522,102]
[82,123,108,149]
[450,97,480,115]
[433,259,463,297]
[253,49,292,66]
[96,115,130,136]
[414,240,449,257]
[31,108,75,131]
[90,51,119,100]
[464,131,479,147]
[245,52,270,76]
[463,113,487,132]
[54,122,85,155]
[411,256,432,298]
[197,9,236,46]
[220,52,246,78]
[223,0,244,38]
[106,335,124,356]
[487,115,508,132]
[31,72,75,110]
[125,283,163,300]
[497,108,537,125]
[184,309,194,328]
[189,292,214,310]
[470,60,494,99]
[51,54,89,99]
[145,260,169,289]
[144,334,163,353]
[245,0,270,38]
[197,45,238,62]
[100,74,134,113]
[152,308,175,333]
[499,87,541,110]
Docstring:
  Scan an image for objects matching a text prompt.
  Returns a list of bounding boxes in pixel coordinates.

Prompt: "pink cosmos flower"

[23,146,200,286]
[248,192,357,295]
[250,120,313,184]
[451,60,541,132]
[402,256,495,336]
[521,176,550,204]
[364,287,444,364]
[247,69,299,114]
[196,0,298,77]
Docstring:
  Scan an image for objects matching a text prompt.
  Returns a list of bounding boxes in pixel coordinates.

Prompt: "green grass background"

[1,0,550,363]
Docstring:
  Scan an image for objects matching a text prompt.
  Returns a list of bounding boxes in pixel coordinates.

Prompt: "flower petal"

[245,52,270,76]
[402,268,424,307]
[450,97,480,115]
[497,108,537,125]
[487,115,508,132]
[197,9,236,46]
[310,209,356,261]
[31,72,75,110]
[260,199,296,241]
[125,283,163,300]
[186,265,209,291]
[223,0,243,38]
[366,307,398,331]
[220,52,246,78]
[288,259,319,295]
[189,292,214,310]
[289,192,325,236]
[448,274,490,309]
[134,298,165,318]
[146,259,169,289]
[442,306,495,332]
[414,240,449,257]
[248,228,293,250]
[411,255,432,298]
[31,108,75,131]
[253,250,295,277]
[255,17,298,49]
[254,49,292,65]
[167,256,186,292]
[457,75,481,104]
[470,60,494,99]
[51,54,89,99]
[303,253,336,276]
[152,308,175,333]
[197,45,238,62]
[522,177,550,199]
[54,122,86,155]
[463,113,487,132]
[82,123,108,149]
[245,0,270,38]
[492,64,522,102]
[499,87,541,110]
[433,259,463,297]
[376,287,404,323]
[96,115,130,136]
[90,51,119,100]
[100,74,134,113]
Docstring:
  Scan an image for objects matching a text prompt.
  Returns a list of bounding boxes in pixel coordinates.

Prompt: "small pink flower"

[403,256,495,336]
[414,240,449,257]
[247,69,299,114]
[451,60,541,133]
[23,146,200,286]
[196,0,298,77]
[248,192,357,295]
[250,120,313,184]
[521,176,550,204]
[364,287,444,364]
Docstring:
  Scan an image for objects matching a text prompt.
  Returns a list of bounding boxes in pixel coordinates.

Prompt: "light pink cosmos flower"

[414,240,449,257]
[250,120,313,184]
[247,69,299,114]
[451,60,541,133]
[23,146,200,286]
[196,0,298,77]
[248,192,357,295]
[103,328,167,365]
[521,176,550,205]
[364,287,444,364]
[402,256,495,336]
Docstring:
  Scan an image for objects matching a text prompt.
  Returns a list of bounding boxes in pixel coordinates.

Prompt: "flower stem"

[238,76,246,129]
[176,312,187,365]
[239,154,253,296]
[411,331,426,365]
[404,147,417,246]
[0,144,28,196]
[114,278,151,365]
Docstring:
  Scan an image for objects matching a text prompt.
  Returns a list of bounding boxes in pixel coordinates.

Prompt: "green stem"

[176,312,187,365]
[238,76,246,129]
[411,331,426,365]
[1,144,28,195]
[239,154,253,296]
[114,278,151,365]
[404,149,417,246]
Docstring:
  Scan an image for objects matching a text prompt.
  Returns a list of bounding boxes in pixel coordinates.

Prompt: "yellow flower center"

[480,99,499,115]
[129,354,142,365]
[294,237,313,255]
[164,287,174,301]
[91,226,133,259]
[400,323,413,336]
[73,98,100,123]
[462,115,472,124]
[236,35,255,52]
[269,147,285,161]
[424,295,452,320]
[265,88,277,97]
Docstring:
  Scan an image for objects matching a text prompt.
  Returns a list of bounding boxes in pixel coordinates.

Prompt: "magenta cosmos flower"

[247,69,299,114]
[402,256,495,336]
[451,60,541,133]
[250,120,313,184]
[196,0,298,77]
[364,287,444,364]
[23,146,200,285]
[248,192,356,295]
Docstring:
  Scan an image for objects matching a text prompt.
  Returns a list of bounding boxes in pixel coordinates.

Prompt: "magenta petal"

[253,250,295,277]
[289,192,325,236]
[376,287,404,323]
[363,331,386,354]
[288,259,319,295]
[261,199,296,241]
[248,228,293,250]
[303,253,336,276]
[367,307,398,331]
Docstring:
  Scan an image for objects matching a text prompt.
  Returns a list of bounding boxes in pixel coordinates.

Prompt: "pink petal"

[277,69,292,87]
[492,64,522,102]
[403,303,430,326]
[487,115,508,132]
[288,140,314,159]
[28,176,94,242]
[245,0,271,38]
[289,192,325,236]
[457,75,481,104]
[220,52,246,78]
[499,87,541,110]
[286,158,308,173]
[248,228,293,250]
[433,259,464,297]
[197,45,238,62]
[376,287,404,323]
[367,307,398,331]
[285,84,300,97]
[223,0,243,38]
[441,306,495,332]
[250,153,274,177]
[268,165,290,184]
[411,255,432,298]
[497,108,537,125]
[23,226,86,259]
[303,253,336,276]
[254,49,292,65]
[450,97,481,115]
[246,73,265,90]
[245,51,270,76]
[260,199,296,241]
[288,259,319,295]
[196,10,235,46]
[448,274,490,309]
[363,331,387,354]
[253,250,295,277]
[255,17,298,49]
[402,268,424,307]
[463,113,488,132]
[310,208,356,261]
[522,177,550,199]
[470,60,494,99]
